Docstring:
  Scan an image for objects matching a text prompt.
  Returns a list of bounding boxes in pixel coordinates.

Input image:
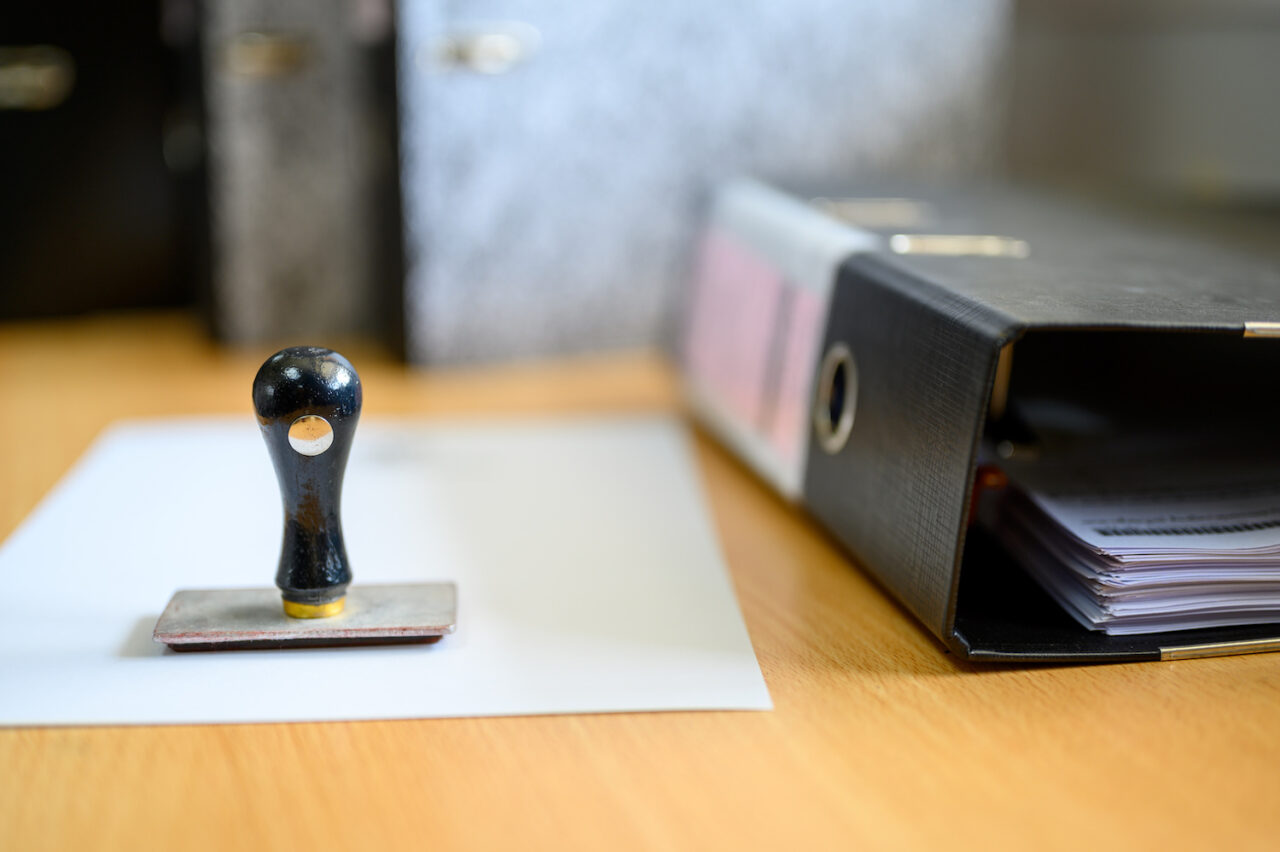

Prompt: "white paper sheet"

[0,416,771,725]
[994,456,1280,635]
[1018,462,1280,562]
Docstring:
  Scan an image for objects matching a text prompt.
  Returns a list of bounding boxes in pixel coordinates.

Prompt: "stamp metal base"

[153,583,457,652]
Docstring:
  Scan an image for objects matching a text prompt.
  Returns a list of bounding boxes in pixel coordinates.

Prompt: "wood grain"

[3,312,1279,852]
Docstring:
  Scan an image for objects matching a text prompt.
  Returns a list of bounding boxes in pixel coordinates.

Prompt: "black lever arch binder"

[682,179,1280,662]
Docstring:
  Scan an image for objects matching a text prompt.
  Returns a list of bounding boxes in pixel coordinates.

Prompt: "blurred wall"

[1009,0,1280,200]
[398,1,1014,364]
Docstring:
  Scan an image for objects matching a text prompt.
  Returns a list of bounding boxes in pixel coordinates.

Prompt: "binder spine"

[802,254,1018,640]
[681,180,876,499]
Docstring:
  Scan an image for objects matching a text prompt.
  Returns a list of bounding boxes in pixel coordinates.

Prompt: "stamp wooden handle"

[251,347,362,616]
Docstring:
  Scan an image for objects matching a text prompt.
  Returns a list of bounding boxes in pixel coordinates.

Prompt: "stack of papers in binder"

[994,456,1280,635]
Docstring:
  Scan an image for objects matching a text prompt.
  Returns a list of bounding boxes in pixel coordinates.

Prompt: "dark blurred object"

[1009,0,1280,202]
[202,0,403,351]
[0,2,209,320]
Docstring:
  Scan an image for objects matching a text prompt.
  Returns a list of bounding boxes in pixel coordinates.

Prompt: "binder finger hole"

[815,343,857,455]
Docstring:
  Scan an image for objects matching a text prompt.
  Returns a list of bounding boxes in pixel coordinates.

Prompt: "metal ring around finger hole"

[814,343,857,455]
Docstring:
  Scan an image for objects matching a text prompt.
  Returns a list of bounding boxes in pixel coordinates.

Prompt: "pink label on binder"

[770,286,823,467]
[685,229,782,427]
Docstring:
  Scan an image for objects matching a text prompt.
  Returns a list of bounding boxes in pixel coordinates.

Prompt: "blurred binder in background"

[396,1,1011,363]
[203,0,404,347]
[0,2,208,320]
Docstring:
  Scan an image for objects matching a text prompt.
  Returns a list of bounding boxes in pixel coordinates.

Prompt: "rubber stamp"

[153,346,457,651]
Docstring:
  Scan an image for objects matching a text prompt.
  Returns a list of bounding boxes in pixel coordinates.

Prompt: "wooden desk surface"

[3,312,1279,852]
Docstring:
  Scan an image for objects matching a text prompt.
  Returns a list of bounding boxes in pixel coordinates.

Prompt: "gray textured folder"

[683,180,1280,662]
[396,2,1009,363]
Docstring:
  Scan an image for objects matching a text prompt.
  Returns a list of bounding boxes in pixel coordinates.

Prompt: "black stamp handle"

[252,347,362,613]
